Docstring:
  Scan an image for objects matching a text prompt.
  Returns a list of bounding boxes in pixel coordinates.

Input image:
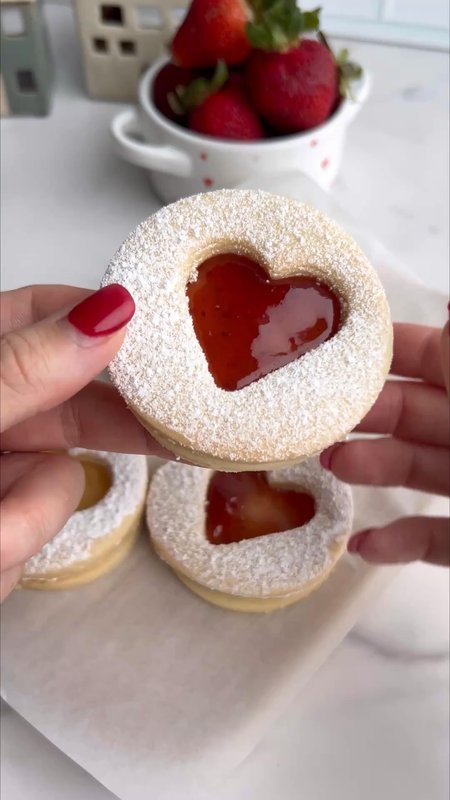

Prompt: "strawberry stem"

[168,60,229,115]
[247,1,321,52]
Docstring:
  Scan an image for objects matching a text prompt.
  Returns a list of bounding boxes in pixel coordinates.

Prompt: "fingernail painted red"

[348,530,371,554]
[68,284,135,337]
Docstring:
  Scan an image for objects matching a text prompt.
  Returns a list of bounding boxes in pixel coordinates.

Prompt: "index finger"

[1,285,91,334]
[1,380,173,459]
[392,323,445,387]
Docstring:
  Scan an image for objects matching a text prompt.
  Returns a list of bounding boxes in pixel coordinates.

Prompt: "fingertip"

[347,529,372,554]
[320,444,341,471]
[0,452,87,571]
[66,284,135,340]
[1,565,23,603]
[1,295,133,431]
[349,518,449,567]
[348,528,392,563]
[47,451,86,509]
[348,525,410,564]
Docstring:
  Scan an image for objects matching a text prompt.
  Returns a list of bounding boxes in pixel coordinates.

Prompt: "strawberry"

[152,63,200,122]
[171,0,251,69]
[189,87,264,140]
[244,3,361,133]
[245,39,338,133]
[165,61,263,140]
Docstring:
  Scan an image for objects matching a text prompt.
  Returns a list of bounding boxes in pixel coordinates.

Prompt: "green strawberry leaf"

[336,47,349,64]
[339,59,363,97]
[319,32,362,98]
[302,8,322,33]
[336,48,362,97]
[168,60,228,115]
[247,1,321,51]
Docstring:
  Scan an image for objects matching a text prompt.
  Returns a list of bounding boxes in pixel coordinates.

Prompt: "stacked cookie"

[106,190,391,611]
[24,191,392,611]
[21,450,148,590]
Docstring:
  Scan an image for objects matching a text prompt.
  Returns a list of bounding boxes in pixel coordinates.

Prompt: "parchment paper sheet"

[2,175,447,800]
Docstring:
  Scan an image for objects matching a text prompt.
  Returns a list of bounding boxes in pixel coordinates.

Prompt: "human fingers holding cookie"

[321,321,450,566]
[0,284,169,601]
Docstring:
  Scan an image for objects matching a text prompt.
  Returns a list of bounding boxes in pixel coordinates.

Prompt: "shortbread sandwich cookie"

[147,458,353,613]
[21,450,148,590]
[103,189,392,470]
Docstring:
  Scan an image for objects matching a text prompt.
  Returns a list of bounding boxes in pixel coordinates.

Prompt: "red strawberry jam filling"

[206,471,315,545]
[187,253,340,391]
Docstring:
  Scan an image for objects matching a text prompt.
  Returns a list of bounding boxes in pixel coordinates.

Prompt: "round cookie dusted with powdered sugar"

[103,189,392,470]
[147,458,353,613]
[21,450,148,590]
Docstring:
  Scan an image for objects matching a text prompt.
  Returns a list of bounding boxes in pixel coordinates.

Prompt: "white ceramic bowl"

[111,56,371,204]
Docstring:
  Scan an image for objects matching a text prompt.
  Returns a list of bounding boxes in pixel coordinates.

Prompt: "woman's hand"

[2,288,448,602]
[321,320,450,566]
[0,284,168,601]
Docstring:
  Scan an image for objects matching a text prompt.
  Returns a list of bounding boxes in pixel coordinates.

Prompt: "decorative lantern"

[73,1,188,101]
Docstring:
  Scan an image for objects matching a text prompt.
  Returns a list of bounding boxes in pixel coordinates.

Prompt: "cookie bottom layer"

[133,408,329,472]
[173,553,345,613]
[20,512,142,591]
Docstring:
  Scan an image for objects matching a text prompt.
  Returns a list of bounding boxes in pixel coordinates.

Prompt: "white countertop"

[1,5,449,800]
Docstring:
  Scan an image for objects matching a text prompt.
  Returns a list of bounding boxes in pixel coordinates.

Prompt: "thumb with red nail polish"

[1,284,135,433]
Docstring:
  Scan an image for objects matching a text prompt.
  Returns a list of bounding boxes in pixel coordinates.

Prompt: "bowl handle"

[111,109,193,177]
[339,70,372,125]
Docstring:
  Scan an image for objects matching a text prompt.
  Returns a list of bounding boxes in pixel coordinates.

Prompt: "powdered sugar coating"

[24,450,148,575]
[147,459,353,597]
[103,190,392,464]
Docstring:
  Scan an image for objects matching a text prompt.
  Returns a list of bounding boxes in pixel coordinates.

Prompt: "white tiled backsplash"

[321,0,449,49]
[45,1,449,50]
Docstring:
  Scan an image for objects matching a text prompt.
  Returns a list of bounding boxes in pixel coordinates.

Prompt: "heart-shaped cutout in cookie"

[187,253,341,391]
[206,471,315,545]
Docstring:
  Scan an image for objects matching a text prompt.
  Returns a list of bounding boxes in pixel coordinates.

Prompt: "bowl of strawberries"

[111,0,370,204]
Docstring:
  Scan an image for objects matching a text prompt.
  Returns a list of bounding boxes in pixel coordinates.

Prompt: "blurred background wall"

[43,0,450,50]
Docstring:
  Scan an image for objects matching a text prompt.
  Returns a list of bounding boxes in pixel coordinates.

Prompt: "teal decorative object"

[0,0,53,117]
